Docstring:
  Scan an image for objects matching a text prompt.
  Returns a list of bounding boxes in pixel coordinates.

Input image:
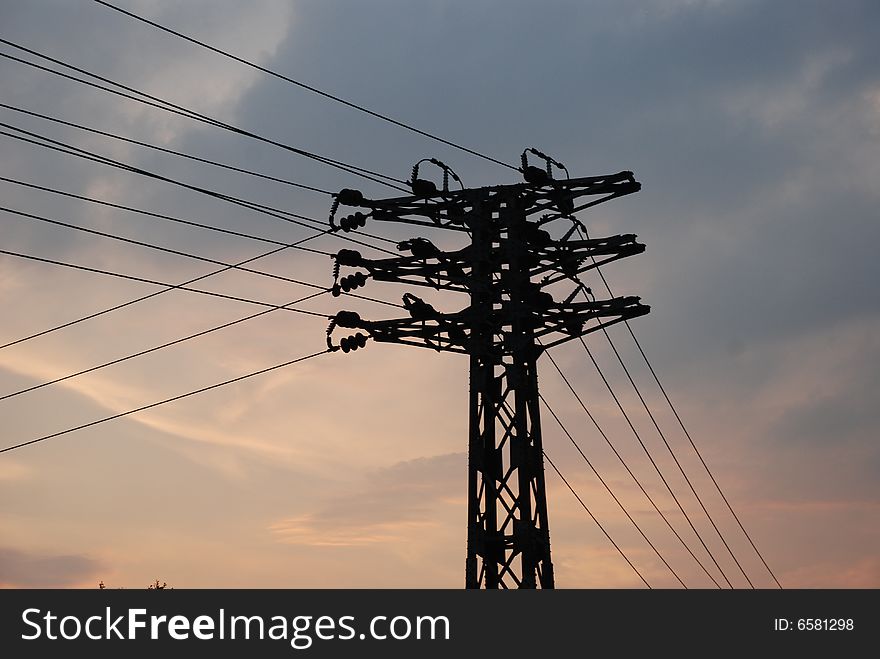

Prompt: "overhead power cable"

[583,287,755,589]
[542,349,722,588]
[0,290,328,403]
[575,226,781,588]
[0,125,399,256]
[543,450,651,588]
[0,205,400,310]
[634,331,784,588]
[540,394,687,588]
[577,334,736,588]
[0,348,332,454]
[0,102,332,196]
[0,176,337,252]
[0,40,410,192]
[0,237,322,352]
[93,0,519,174]
[0,247,333,318]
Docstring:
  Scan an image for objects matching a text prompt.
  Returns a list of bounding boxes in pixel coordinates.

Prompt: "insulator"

[332,261,341,280]
[524,284,554,308]
[397,237,439,258]
[563,317,584,335]
[411,158,462,195]
[522,222,552,246]
[334,310,362,328]
[335,249,363,267]
[448,325,467,345]
[561,257,579,277]
[328,197,341,224]
[411,178,438,197]
[403,293,436,320]
[523,166,551,185]
[447,206,465,225]
[339,212,367,232]
[339,272,368,292]
[340,333,368,353]
[336,188,365,206]
[522,147,568,183]
[550,188,575,216]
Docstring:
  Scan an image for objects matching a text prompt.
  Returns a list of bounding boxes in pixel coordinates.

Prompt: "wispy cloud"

[270,453,464,547]
[0,546,103,588]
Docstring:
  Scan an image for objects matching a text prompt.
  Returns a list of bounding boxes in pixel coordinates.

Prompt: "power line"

[0,290,328,403]
[0,191,391,353]
[0,40,410,192]
[0,204,401,310]
[93,0,520,174]
[583,287,756,589]
[0,175,335,252]
[542,450,651,588]
[578,335,736,588]
[0,125,325,248]
[542,349,723,587]
[0,102,333,196]
[539,393,687,587]
[0,239,317,352]
[0,46,400,191]
[0,125,399,256]
[577,227,782,589]
[0,247,333,318]
[631,328,783,589]
[0,231,320,350]
[0,348,332,454]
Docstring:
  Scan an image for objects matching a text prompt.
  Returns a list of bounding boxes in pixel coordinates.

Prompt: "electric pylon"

[326,150,648,588]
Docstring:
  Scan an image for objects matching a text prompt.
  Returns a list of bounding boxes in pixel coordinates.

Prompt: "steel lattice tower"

[326,151,648,588]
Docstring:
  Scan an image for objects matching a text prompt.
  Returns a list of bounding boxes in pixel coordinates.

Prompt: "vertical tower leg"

[465,193,555,589]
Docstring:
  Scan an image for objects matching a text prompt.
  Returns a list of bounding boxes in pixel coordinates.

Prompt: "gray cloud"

[0,546,103,588]
[271,453,464,546]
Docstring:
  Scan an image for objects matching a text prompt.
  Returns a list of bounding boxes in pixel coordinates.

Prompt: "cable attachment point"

[410,158,463,196]
[520,148,570,185]
[331,249,366,295]
[329,188,366,229]
[397,237,440,258]
[402,292,438,320]
[338,212,368,232]
[326,311,368,352]
[332,272,368,297]
[339,332,369,353]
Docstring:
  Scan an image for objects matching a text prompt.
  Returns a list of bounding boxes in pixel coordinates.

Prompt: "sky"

[0,0,878,589]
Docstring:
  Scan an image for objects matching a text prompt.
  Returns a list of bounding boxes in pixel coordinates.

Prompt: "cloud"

[0,459,31,482]
[782,556,880,589]
[270,453,464,547]
[0,546,104,588]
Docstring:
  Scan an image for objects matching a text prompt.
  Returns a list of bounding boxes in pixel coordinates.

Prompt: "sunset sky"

[1,0,878,588]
